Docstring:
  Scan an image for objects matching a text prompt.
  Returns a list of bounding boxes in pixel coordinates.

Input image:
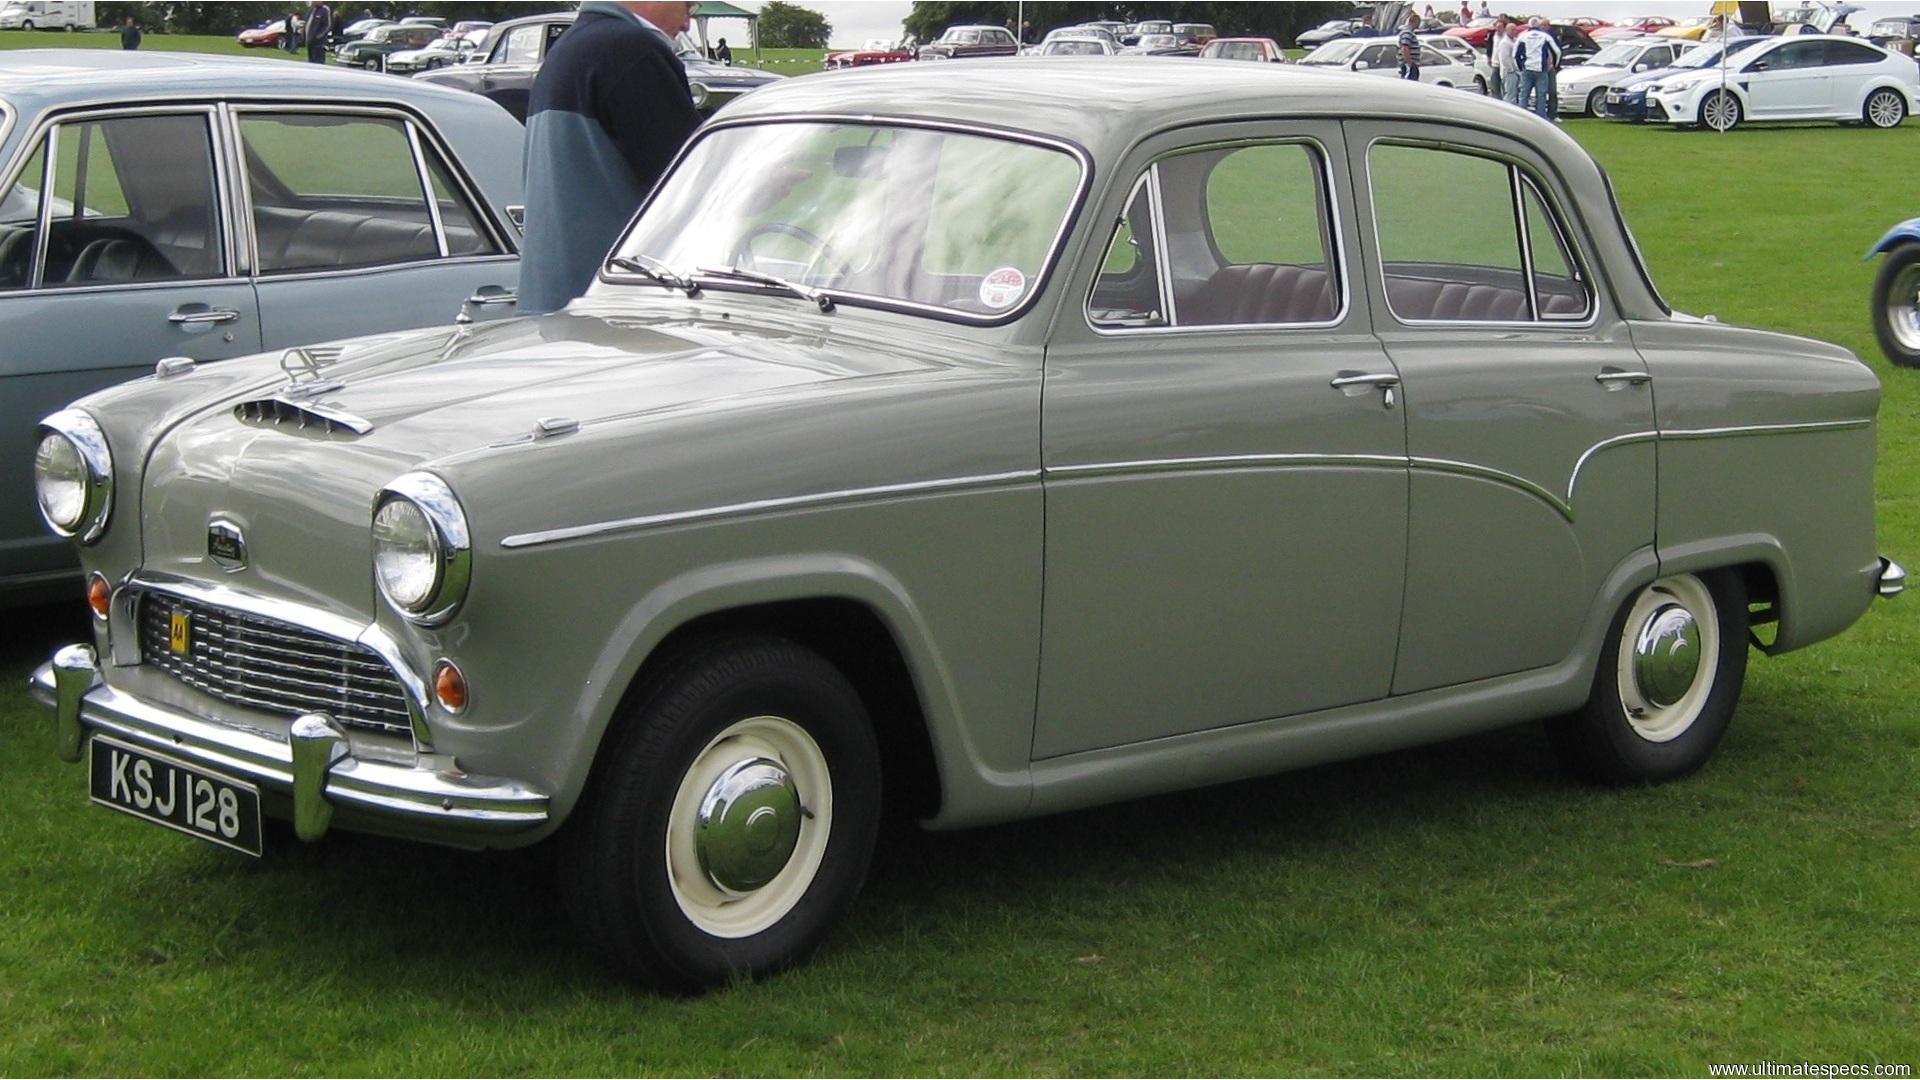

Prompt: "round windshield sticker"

[979,267,1028,310]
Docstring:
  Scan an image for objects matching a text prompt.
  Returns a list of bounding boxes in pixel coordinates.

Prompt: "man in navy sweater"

[520,1,700,314]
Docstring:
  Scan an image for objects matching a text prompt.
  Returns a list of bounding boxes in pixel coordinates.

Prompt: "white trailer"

[0,1,95,31]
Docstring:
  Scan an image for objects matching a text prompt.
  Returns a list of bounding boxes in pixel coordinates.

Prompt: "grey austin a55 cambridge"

[30,58,1905,990]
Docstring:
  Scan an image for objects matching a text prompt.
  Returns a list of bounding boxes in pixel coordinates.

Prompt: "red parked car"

[1442,17,1501,47]
[825,38,913,69]
[236,16,300,48]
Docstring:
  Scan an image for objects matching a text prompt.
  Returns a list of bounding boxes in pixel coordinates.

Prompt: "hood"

[682,57,783,85]
[134,308,966,615]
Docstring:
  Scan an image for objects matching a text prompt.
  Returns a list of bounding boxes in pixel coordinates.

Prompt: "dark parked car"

[414,12,781,121]
[1297,18,1367,47]
[916,24,1020,60]
[335,22,442,70]
[1548,23,1602,65]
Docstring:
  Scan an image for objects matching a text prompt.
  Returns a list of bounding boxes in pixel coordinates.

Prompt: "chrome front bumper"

[33,644,548,846]
[1877,556,1906,599]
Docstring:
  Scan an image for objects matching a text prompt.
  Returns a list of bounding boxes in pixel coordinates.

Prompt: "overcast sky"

[714,1,1920,48]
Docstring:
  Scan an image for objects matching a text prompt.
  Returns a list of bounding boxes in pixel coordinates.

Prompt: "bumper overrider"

[33,642,549,848]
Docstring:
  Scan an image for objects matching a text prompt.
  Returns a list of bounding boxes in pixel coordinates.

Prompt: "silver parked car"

[32,60,1903,991]
[0,51,525,603]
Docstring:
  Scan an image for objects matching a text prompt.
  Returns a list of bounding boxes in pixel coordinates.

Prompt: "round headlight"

[34,433,87,531]
[689,80,711,108]
[371,472,471,624]
[34,410,113,543]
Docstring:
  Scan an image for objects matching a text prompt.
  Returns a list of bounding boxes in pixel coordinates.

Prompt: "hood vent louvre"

[233,396,375,436]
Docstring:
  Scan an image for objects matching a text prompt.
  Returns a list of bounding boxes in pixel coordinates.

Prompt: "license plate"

[89,735,263,857]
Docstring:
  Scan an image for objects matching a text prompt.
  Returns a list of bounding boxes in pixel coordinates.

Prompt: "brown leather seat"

[1386,274,1588,321]
[1182,263,1337,326]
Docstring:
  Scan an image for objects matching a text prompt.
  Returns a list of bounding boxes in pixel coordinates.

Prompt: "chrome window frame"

[229,102,513,279]
[1085,170,1169,331]
[1365,136,1598,330]
[1084,135,1351,337]
[12,104,237,294]
[597,113,1095,329]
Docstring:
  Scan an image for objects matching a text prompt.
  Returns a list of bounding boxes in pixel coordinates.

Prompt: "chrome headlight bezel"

[372,472,472,626]
[689,80,711,109]
[35,409,114,544]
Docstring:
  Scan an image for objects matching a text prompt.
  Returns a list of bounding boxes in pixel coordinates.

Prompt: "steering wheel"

[729,222,855,284]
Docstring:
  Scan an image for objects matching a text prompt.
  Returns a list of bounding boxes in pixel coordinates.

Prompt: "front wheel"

[1864,87,1907,129]
[1700,89,1742,132]
[562,635,882,990]
[1872,242,1920,368]
[19,19,32,30]
[1588,87,1608,117]
[1548,571,1748,785]
[1474,74,1488,94]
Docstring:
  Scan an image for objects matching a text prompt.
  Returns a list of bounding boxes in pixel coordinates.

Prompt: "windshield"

[1301,40,1364,64]
[1673,36,1763,67]
[1138,34,1179,47]
[1208,41,1267,60]
[612,122,1085,321]
[1137,21,1171,33]
[1590,42,1642,65]
[1043,40,1105,54]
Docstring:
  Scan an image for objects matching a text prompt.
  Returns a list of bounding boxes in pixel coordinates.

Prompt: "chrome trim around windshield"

[596,112,1096,328]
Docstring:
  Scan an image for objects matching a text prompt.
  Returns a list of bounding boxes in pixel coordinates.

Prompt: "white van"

[0,1,94,31]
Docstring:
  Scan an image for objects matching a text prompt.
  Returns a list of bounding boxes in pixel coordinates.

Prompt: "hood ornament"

[235,348,371,435]
[280,347,344,399]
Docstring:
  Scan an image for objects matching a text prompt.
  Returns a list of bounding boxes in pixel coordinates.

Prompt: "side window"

[0,139,47,291]
[1089,141,1340,330]
[502,25,541,64]
[1369,143,1590,323]
[44,114,223,287]
[239,113,445,274]
[543,21,568,53]
[1362,43,1395,68]
[1088,176,1166,329]
[1823,41,1881,65]
[422,145,503,257]
[1420,45,1448,66]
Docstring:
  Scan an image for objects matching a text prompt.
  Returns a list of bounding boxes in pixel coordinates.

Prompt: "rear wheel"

[1701,89,1742,131]
[1864,87,1907,129]
[562,635,882,990]
[1872,242,1920,368]
[1548,572,1748,785]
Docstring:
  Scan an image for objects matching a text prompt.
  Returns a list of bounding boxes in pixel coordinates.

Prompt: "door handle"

[1331,371,1400,409]
[1595,368,1653,389]
[168,307,241,326]
[465,288,517,307]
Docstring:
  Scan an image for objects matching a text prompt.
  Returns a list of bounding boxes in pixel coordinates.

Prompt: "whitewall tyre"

[561,635,882,990]
[1548,571,1749,785]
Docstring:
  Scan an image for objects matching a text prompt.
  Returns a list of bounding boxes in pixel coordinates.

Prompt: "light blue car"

[0,51,525,602]
[1869,217,1920,368]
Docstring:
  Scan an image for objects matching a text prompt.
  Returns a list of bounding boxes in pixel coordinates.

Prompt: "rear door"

[0,106,259,586]
[1346,122,1656,694]
[232,106,519,349]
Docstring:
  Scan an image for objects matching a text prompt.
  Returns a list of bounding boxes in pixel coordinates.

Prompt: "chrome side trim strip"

[498,419,1874,549]
[499,470,1043,549]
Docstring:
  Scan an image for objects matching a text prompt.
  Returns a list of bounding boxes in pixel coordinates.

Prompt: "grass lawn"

[1,103,1918,1076]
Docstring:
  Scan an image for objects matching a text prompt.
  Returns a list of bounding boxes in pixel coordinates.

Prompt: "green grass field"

[0,42,1917,1073]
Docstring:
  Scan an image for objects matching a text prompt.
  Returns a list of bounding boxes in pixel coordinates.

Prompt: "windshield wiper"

[696,264,838,313]
[607,254,700,297]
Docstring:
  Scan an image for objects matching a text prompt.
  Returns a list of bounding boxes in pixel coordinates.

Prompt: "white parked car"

[1299,37,1484,91]
[1033,35,1117,57]
[1558,37,1701,116]
[1644,34,1919,130]
[1421,33,1494,93]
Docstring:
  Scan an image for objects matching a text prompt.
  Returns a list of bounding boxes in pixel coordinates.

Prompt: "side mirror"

[1632,62,1647,71]
[1751,59,1769,71]
[1355,59,1371,68]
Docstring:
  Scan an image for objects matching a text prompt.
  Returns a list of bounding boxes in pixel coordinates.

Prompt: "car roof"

[728,56,1580,159]
[0,48,500,112]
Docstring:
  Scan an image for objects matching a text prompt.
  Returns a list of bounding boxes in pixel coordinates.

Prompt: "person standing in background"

[283,11,300,53]
[520,1,700,314]
[304,0,332,62]
[714,37,732,63]
[1515,16,1559,118]
[119,15,141,49]
[1487,15,1513,102]
[1397,10,1422,80]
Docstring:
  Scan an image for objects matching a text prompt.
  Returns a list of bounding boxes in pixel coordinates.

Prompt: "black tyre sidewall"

[1872,244,1920,369]
[570,637,882,990]
[1551,571,1749,784]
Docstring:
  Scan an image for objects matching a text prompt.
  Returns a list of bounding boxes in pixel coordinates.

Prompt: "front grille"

[138,593,413,737]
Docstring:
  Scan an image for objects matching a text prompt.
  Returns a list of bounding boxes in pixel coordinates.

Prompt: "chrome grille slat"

[138,593,413,737]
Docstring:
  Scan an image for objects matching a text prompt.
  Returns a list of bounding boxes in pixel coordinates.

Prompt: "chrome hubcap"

[1887,265,1920,352]
[1632,604,1701,709]
[695,757,803,896]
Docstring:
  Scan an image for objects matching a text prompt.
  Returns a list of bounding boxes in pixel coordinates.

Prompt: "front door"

[1035,122,1409,759]
[1744,40,1834,117]
[0,108,261,588]
[232,109,519,349]
[1346,124,1656,695]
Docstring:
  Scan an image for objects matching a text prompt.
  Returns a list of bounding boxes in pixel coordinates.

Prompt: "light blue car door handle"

[168,306,241,326]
